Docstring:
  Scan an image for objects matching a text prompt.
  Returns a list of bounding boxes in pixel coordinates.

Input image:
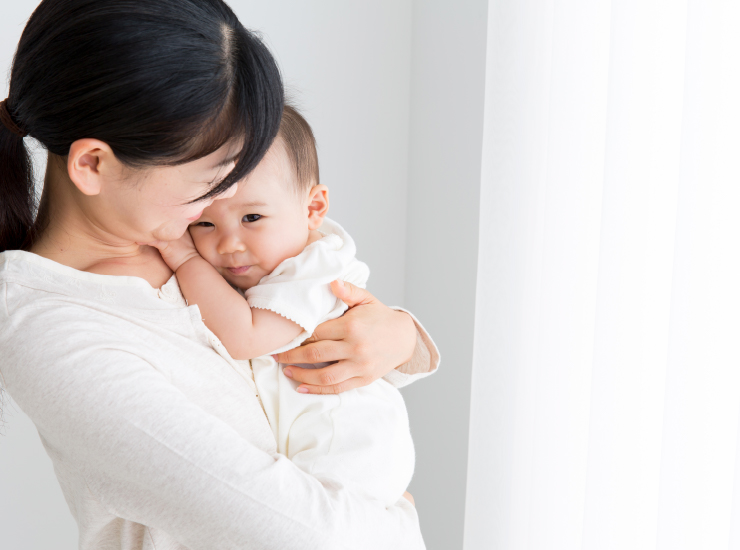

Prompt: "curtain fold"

[464,1,740,549]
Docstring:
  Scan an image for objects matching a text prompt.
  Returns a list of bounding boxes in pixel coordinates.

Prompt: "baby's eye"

[243,214,262,223]
[192,221,214,228]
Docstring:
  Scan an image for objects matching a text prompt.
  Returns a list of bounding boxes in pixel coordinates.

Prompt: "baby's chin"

[218,268,258,291]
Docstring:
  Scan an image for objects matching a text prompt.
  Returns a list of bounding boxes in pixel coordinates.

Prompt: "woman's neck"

[30,156,173,288]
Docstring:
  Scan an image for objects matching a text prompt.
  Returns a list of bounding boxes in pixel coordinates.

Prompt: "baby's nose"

[216,234,247,255]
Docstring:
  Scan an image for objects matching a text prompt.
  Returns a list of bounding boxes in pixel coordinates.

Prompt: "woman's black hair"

[0,0,284,252]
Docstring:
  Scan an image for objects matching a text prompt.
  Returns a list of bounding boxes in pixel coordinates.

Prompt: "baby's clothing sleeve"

[245,218,369,355]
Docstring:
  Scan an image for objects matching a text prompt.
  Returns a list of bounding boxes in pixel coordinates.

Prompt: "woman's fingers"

[329,280,377,307]
[301,316,345,344]
[284,360,362,388]
[275,282,419,394]
[294,373,372,395]
[296,282,372,345]
[275,339,348,366]
[302,284,383,345]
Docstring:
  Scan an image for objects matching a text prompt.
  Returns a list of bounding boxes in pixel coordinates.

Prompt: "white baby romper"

[246,218,415,506]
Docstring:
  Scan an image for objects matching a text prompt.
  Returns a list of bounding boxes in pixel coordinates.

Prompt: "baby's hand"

[140,231,201,272]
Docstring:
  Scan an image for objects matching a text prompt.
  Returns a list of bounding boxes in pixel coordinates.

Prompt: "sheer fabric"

[465,1,740,549]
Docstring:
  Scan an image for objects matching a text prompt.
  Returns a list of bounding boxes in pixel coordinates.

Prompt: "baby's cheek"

[258,255,283,275]
[261,243,296,272]
[190,233,216,264]
[252,225,305,272]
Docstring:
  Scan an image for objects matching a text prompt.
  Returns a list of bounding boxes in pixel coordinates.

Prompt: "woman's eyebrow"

[212,154,240,169]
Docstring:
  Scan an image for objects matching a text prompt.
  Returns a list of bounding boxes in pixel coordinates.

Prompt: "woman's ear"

[306,184,329,230]
[67,139,119,196]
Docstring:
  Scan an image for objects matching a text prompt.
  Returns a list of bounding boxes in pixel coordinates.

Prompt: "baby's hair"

[278,104,319,193]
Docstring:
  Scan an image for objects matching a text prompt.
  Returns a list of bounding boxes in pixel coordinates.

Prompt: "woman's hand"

[275,280,417,394]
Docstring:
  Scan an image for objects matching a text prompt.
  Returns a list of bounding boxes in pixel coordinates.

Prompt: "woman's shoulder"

[0,250,180,314]
[2,249,163,288]
[0,250,196,376]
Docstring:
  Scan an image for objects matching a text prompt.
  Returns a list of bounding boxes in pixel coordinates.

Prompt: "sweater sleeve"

[383,307,441,389]
[1,322,425,550]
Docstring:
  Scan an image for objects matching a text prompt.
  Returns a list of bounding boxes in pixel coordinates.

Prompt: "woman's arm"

[275,280,440,394]
[150,233,303,359]
[3,341,424,550]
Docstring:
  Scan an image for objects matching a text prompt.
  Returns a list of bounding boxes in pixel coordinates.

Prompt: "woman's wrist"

[383,306,440,388]
[390,309,417,370]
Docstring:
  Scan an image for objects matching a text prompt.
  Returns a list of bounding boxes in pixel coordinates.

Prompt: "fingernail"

[297,386,309,393]
[271,354,279,361]
[283,368,293,378]
[335,280,345,288]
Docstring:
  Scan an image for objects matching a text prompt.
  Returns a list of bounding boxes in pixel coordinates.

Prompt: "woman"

[0,1,438,549]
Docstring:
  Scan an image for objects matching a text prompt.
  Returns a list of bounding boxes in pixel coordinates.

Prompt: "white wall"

[403,1,487,548]
[1,2,478,549]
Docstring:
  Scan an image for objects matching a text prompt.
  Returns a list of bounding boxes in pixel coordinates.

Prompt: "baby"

[155,105,415,507]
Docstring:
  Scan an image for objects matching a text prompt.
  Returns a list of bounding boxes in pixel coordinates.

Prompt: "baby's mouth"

[226,266,252,275]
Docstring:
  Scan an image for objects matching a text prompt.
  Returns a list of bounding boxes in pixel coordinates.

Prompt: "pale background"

[0,1,485,549]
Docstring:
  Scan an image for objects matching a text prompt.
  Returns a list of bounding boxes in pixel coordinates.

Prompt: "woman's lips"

[227,266,251,275]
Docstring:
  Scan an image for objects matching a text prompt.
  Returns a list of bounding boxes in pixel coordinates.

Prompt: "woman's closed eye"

[192,221,214,228]
[243,214,262,223]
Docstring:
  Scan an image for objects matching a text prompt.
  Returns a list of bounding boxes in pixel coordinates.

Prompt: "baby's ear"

[307,184,329,229]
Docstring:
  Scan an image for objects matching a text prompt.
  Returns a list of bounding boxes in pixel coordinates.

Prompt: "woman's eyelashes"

[192,221,214,227]
[243,214,262,223]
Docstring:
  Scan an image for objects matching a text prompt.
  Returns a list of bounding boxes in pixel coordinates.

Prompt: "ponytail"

[0,101,34,252]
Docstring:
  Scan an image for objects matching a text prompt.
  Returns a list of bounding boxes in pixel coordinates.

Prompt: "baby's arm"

[148,233,303,360]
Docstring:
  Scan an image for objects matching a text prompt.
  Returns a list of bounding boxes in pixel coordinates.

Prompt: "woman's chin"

[151,222,190,243]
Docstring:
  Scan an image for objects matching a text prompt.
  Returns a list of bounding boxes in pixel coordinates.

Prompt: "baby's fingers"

[137,240,167,250]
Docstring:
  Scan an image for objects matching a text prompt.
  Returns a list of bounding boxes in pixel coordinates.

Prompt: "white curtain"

[464,0,740,549]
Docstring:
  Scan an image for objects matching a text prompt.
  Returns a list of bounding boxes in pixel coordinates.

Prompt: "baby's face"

[189,139,311,290]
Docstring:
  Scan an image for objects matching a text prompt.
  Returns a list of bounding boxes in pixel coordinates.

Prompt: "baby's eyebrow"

[236,201,268,207]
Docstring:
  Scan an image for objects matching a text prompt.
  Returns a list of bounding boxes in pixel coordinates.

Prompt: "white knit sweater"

[0,250,439,550]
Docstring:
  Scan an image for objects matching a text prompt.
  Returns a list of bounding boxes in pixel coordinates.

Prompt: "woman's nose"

[216,233,246,255]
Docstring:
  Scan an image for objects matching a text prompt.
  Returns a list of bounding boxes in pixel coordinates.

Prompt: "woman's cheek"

[183,206,206,221]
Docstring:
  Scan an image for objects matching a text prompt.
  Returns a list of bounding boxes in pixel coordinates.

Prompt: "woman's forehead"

[201,139,244,170]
